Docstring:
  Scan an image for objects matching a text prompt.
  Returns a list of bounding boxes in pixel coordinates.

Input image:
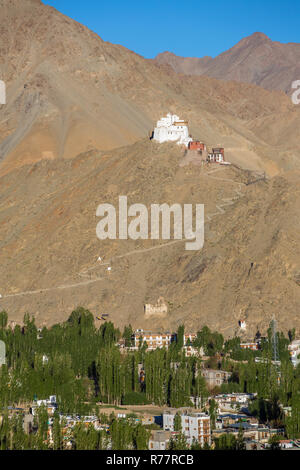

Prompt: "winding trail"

[1,166,248,300]
[2,277,105,299]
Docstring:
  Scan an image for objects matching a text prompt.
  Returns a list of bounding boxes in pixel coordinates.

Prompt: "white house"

[33,395,58,416]
[214,393,255,411]
[288,339,300,367]
[153,113,192,147]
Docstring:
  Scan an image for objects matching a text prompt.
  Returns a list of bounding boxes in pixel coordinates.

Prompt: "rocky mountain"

[154,32,300,94]
[0,0,299,336]
[0,139,299,337]
[1,1,300,176]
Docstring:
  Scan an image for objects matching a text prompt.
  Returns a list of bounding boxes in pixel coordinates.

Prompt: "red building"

[188,141,206,152]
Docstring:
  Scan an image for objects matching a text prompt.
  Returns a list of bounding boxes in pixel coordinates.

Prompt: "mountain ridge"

[1,2,300,176]
[154,32,300,94]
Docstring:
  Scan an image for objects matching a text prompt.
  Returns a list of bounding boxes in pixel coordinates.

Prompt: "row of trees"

[0,309,208,412]
[1,308,300,443]
[0,408,150,450]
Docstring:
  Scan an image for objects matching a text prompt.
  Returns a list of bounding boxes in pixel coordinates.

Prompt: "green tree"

[236,425,246,450]
[168,433,188,450]
[174,413,182,432]
[209,399,218,429]
[268,434,281,450]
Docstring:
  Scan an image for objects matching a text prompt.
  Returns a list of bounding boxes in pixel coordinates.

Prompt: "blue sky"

[43,0,300,58]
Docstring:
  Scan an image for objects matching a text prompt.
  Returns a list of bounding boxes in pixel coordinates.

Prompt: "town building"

[279,440,294,449]
[215,412,258,429]
[23,414,35,434]
[163,409,211,447]
[153,113,192,147]
[212,425,284,445]
[133,330,176,351]
[149,430,172,450]
[254,357,281,366]
[183,334,203,357]
[184,333,197,344]
[189,396,209,409]
[214,393,255,412]
[201,369,231,388]
[288,339,300,367]
[0,340,5,366]
[32,395,58,416]
[183,345,200,357]
[207,148,225,163]
[240,342,259,351]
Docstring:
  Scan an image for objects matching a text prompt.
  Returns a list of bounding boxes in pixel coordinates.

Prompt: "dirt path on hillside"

[1,166,247,300]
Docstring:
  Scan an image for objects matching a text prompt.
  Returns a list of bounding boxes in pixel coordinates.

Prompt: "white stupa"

[153,113,192,147]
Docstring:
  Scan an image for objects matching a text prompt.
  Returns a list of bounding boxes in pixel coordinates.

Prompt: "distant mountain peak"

[249,31,270,40]
[237,31,272,47]
[154,32,300,93]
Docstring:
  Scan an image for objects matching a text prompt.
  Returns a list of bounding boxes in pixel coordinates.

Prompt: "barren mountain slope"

[0,140,299,337]
[154,32,300,93]
[1,1,300,176]
[0,1,300,337]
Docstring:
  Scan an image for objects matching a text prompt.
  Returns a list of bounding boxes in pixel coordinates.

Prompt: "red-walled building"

[188,141,206,152]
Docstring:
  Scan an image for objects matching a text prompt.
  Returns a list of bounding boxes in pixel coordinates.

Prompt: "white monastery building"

[153,113,192,147]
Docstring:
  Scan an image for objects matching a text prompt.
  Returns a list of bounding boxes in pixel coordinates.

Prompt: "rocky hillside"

[0,1,300,176]
[0,1,299,336]
[0,139,299,337]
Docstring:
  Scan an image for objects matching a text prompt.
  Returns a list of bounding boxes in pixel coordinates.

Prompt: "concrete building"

[212,425,284,445]
[149,430,172,450]
[163,409,211,447]
[153,113,192,147]
[183,345,200,357]
[288,339,300,367]
[214,393,255,411]
[201,369,231,388]
[23,414,34,434]
[183,333,197,344]
[215,412,258,430]
[190,396,209,409]
[133,330,176,351]
[32,395,58,416]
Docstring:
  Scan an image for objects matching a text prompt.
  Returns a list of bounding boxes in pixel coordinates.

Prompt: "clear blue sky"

[43,0,300,58]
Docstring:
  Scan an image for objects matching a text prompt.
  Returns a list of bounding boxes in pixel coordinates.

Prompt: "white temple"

[153,113,192,147]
